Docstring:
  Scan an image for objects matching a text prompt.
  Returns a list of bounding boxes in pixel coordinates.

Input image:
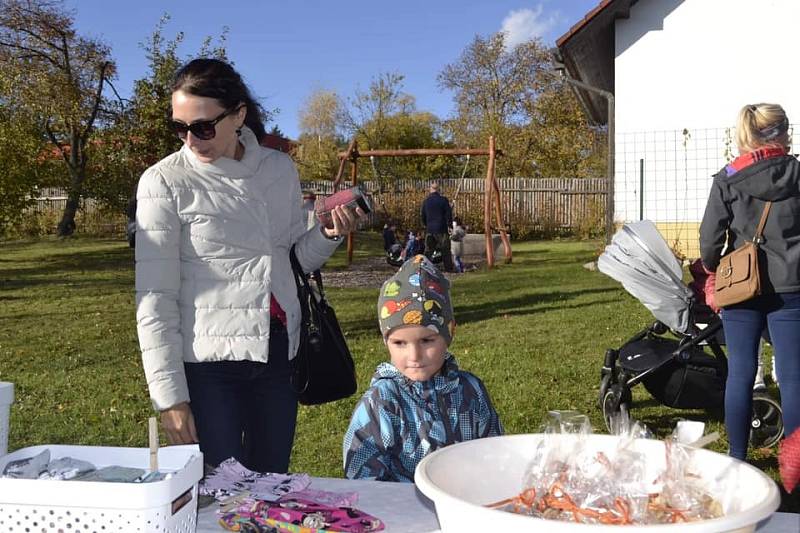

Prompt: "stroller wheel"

[598,373,612,408]
[602,386,630,434]
[749,394,784,449]
[598,349,618,407]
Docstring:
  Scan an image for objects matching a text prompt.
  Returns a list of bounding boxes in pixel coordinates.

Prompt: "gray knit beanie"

[377,255,455,345]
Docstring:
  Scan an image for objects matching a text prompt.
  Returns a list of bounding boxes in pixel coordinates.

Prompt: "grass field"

[0,234,797,511]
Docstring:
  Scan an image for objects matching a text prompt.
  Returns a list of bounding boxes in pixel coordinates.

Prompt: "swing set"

[333,136,513,268]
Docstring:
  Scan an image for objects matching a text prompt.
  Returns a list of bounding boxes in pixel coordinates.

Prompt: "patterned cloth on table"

[200,457,311,501]
[218,497,384,532]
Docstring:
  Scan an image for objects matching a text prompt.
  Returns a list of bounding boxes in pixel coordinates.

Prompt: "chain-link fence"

[615,125,800,258]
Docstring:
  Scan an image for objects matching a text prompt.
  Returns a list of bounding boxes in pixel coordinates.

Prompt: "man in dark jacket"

[420,182,454,271]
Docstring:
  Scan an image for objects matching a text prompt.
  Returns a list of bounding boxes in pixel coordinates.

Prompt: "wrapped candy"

[487,411,723,525]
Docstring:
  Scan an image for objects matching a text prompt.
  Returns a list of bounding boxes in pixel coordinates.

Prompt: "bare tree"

[0,0,115,236]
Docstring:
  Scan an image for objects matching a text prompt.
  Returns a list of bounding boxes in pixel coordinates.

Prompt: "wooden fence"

[29,188,100,213]
[30,178,608,236]
[301,178,608,236]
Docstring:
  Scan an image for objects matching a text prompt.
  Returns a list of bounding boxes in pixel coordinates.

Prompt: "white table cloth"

[196,476,799,532]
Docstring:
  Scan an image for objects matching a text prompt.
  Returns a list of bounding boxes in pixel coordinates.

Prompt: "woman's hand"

[322,205,365,239]
[160,402,199,444]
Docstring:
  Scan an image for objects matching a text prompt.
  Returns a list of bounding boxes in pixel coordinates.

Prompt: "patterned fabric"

[342,354,503,482]
[200,458,311,501]
[377,255,455,345]
[218,497,384,532]
[725,146,787,176]
[285,488,359,508]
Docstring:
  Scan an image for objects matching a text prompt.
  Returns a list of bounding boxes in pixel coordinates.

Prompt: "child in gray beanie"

[343,255,503,482]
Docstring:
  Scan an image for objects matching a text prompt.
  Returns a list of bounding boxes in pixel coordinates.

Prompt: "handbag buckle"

[720,265,733,278]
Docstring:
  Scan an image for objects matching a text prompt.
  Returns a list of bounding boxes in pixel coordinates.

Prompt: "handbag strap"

[289,245,326,303]
[753,201,772,245]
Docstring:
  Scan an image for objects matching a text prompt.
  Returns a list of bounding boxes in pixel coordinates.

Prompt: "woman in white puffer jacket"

[135,58,361,472]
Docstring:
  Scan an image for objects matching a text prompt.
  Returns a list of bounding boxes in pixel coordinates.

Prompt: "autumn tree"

[339,73,458,181]
[438,32,604,179]
[295,88,345,181]
[0,104,55,235]
[0,0,115,236]
[86,16,234,214]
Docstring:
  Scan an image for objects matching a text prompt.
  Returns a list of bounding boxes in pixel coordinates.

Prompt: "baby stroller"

[597,221,783,448]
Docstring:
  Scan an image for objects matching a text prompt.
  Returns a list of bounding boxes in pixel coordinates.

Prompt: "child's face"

[386,325,447,382]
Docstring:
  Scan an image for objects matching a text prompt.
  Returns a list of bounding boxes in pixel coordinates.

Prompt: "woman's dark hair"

[172,58,267,141]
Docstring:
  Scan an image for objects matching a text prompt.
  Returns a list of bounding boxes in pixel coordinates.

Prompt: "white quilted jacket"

[135,127,340,410]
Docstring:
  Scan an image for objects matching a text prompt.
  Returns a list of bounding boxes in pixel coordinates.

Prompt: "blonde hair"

[736,103,790,154]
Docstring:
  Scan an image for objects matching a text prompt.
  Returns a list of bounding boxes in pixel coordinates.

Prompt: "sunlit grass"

[0,234,796,511]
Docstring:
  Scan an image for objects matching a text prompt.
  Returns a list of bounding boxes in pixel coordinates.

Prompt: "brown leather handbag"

[714,201,772,308]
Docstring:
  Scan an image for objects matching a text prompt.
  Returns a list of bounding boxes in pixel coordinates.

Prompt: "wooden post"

[490,155,512,264]
[484,136,496,268]
[334,138,358,191]
[347,147,358,266]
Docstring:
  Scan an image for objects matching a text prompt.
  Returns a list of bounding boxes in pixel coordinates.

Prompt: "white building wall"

[613,0,800,227]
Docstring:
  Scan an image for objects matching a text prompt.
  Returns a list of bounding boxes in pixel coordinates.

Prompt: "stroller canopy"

[598,220,694,333]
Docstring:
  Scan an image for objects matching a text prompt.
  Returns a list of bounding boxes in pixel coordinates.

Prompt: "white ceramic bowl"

[415,433,780,533]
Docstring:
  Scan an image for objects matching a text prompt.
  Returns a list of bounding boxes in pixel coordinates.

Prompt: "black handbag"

[289,245,357,405]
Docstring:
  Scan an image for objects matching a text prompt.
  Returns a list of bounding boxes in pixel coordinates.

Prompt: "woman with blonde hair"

[700,103,800,461]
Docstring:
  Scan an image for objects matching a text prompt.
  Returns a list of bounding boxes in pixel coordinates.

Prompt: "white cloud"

[500,5,557,49]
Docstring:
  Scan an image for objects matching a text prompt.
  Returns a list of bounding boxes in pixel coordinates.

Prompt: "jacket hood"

[371,352,460,396]
[721,155,800,202]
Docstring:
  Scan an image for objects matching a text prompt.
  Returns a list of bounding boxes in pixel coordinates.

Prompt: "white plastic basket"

[0,382,13,457]
[0,444,203,533]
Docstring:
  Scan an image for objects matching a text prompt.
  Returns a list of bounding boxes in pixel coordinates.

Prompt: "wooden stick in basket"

[149,416,159,472]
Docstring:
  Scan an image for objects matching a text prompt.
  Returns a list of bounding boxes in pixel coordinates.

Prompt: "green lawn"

[0,234,797,511]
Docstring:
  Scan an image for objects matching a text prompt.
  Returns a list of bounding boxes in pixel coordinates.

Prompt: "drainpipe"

[549,61,615,243]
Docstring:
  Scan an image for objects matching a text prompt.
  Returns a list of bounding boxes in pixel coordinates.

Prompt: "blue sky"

[67,0,598,139]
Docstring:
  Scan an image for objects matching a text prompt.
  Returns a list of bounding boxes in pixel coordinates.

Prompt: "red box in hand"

[315,186,371,228]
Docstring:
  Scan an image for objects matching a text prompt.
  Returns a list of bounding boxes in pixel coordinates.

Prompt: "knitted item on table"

[218,498,385,533]
[199,457,311,502]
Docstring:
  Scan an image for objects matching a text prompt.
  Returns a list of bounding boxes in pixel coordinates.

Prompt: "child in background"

[343,255,503,482]
[450,217,466,273]
[400,230,417,260]
[382,222,398,252]
[414,230,425,255]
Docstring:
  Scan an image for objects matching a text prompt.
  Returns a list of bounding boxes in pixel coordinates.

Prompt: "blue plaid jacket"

[342,354,503,482]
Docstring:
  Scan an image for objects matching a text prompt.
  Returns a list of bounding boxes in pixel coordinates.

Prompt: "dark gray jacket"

[700,155,800,293]
[420,192,453,234]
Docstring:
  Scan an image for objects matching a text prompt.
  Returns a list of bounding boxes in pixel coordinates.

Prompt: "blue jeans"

[721,291,800,459]
[185,322,298,472]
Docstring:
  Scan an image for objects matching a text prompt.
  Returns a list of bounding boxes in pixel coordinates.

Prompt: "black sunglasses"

[168,106,243,141]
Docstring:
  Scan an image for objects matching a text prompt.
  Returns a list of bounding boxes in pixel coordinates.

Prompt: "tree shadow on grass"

[455,287,617,324]
[339,287,619,337]
[1,276,133,293]
[1,247,133,291]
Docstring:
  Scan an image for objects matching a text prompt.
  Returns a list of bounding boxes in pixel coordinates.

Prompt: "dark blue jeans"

[721,291,800,460]
[185,322,298,473]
